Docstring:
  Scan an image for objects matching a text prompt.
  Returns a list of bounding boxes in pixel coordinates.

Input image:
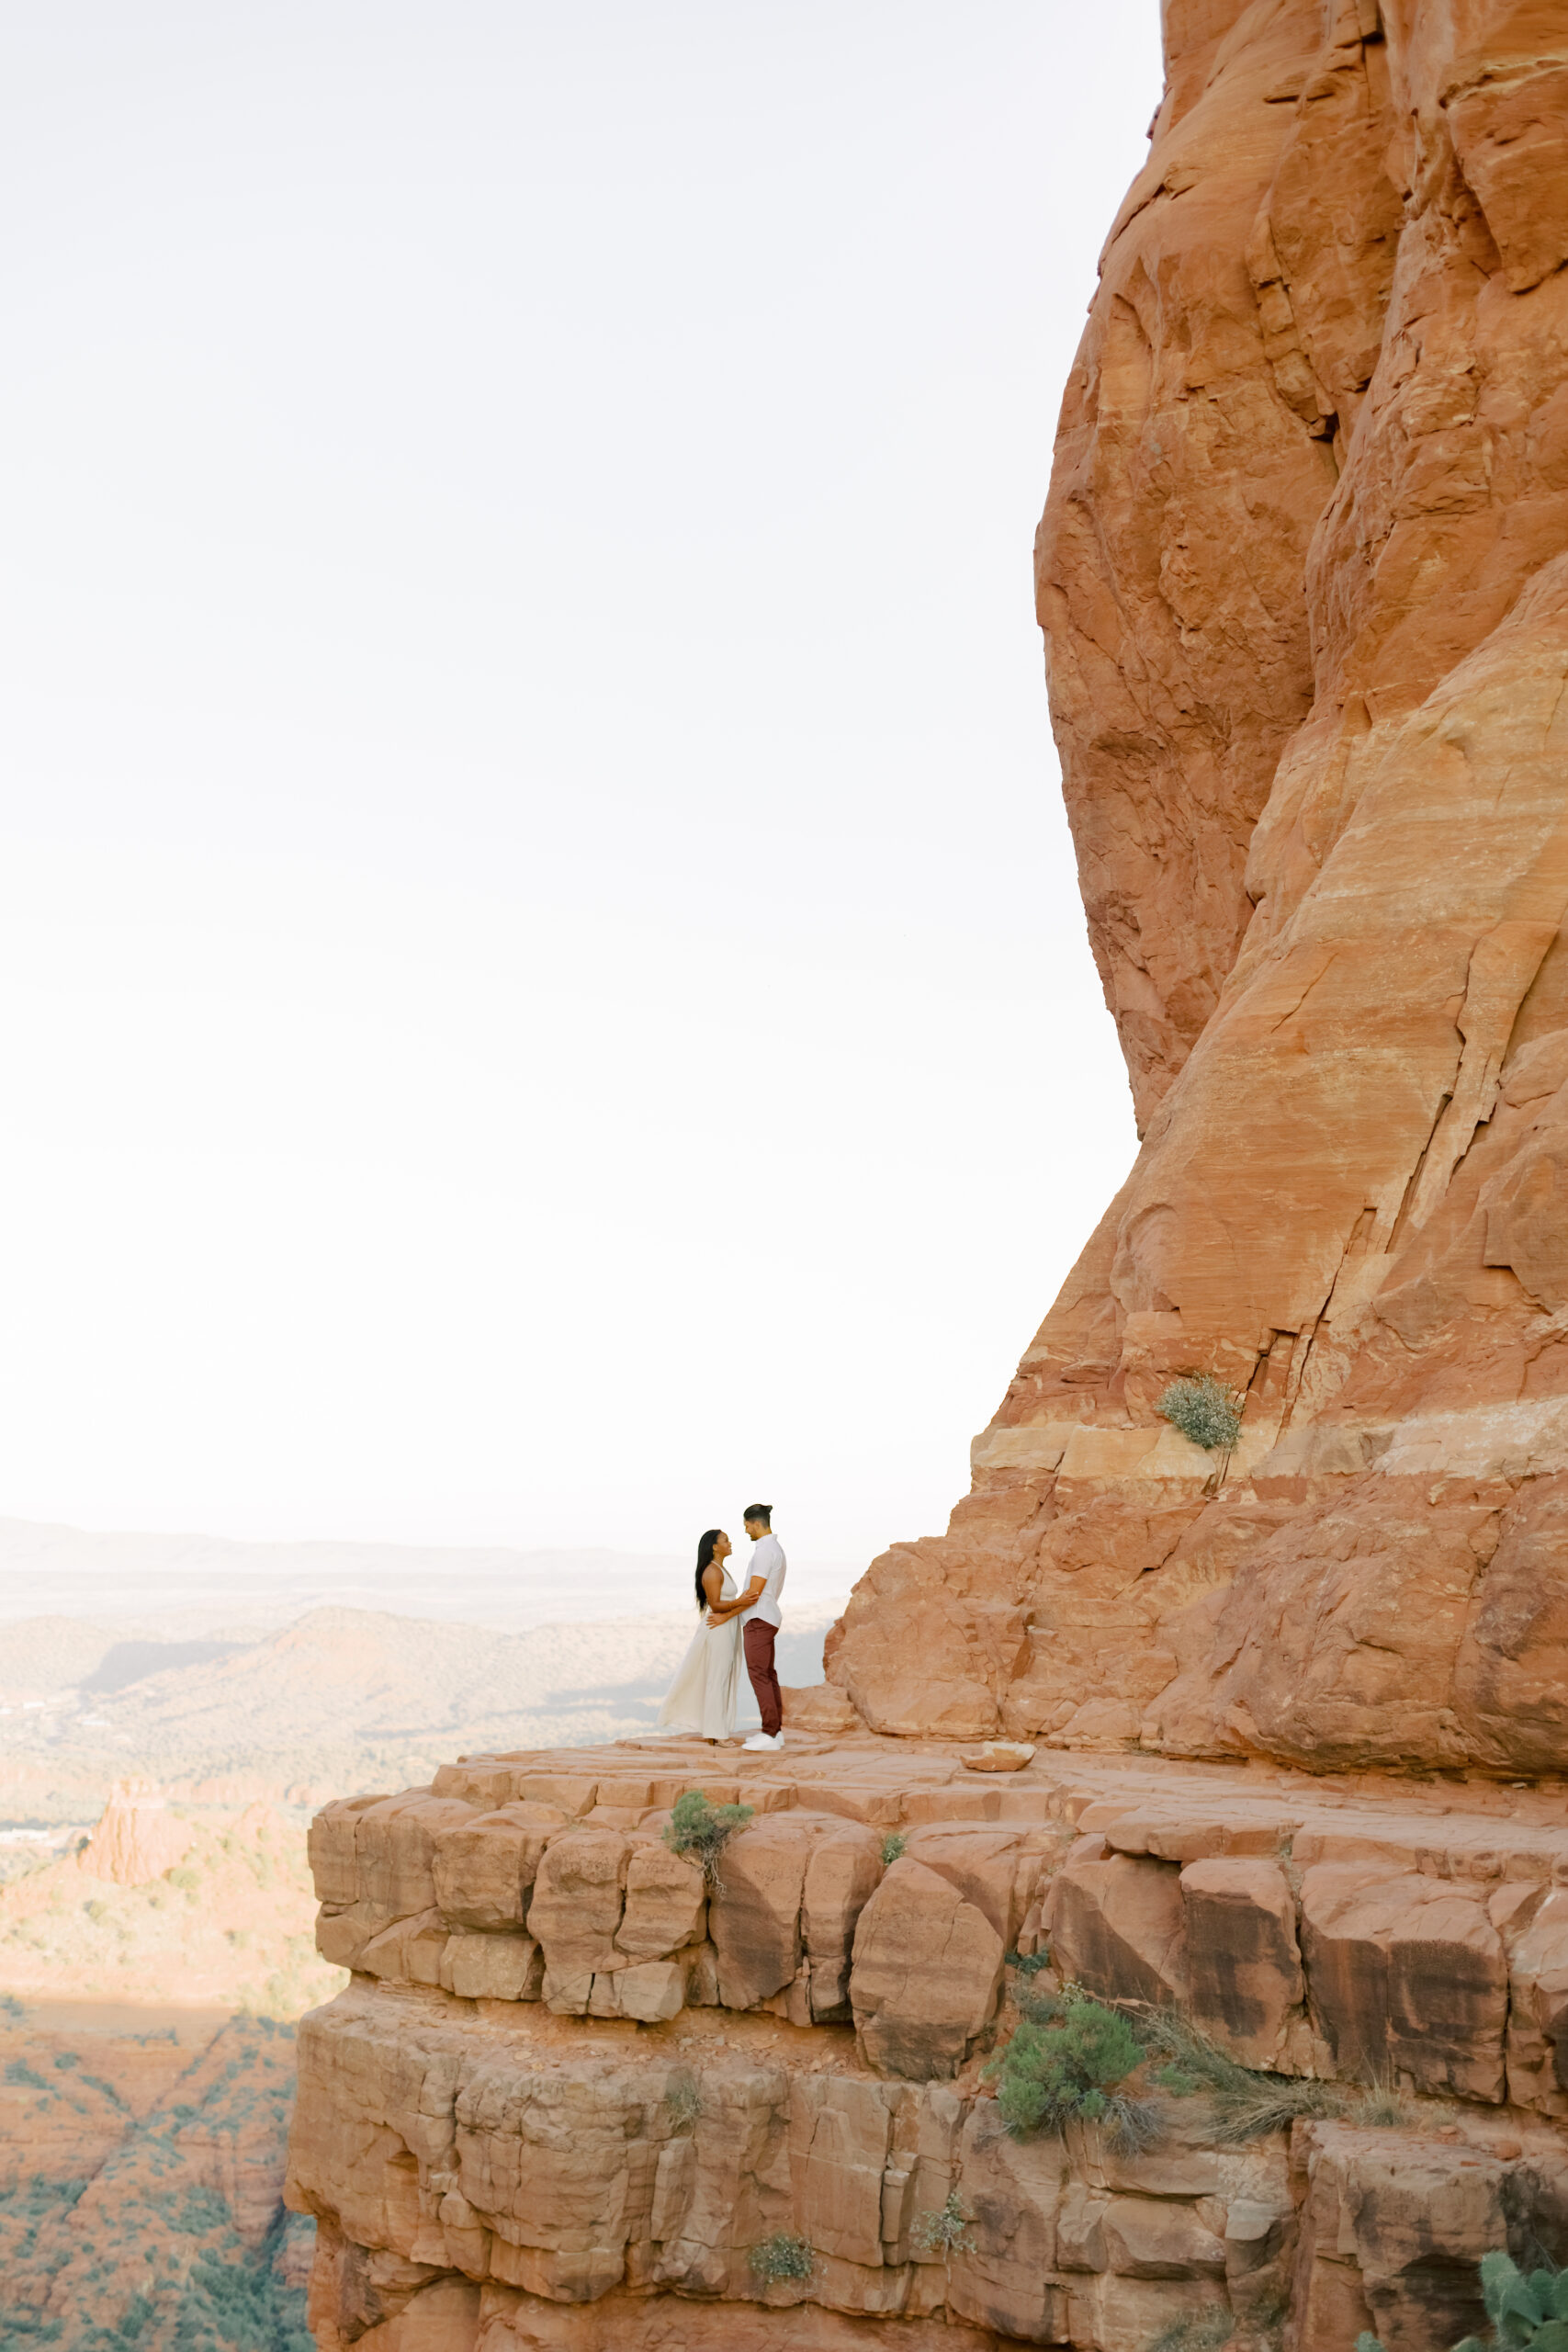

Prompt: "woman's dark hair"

[695,1529,725,1609]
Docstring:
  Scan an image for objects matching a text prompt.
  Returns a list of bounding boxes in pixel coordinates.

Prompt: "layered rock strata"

[826,0,1568,1770]
[288,1735,1568,2349]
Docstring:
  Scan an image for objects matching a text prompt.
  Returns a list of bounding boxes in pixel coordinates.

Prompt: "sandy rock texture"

[77,1776,194,1884]
[288,1738,1568,2352]
[290,1981,1294,2352]
[286,5,1568,2346]
[299,1738,1568,2108]
[825,0,1568,1776]
[306,1747,1054,2078]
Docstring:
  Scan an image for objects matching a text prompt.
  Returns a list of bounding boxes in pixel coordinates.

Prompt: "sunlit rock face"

[828,0,1568,1776]
[284,10,1568,2349]
[286,1741,1568,2352]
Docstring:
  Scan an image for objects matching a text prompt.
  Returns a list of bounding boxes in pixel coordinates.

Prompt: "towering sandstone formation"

[829,0,1568,1778]
[288,6,1568,2350]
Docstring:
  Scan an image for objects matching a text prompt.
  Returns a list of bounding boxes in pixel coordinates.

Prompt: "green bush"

[175,2247,313,2352]
[1156,1375,1241,1453]
[172,2185,231,2235]
[1005,1948,1053,1980]
[750,2231,814,2284]
[986,1993,1158,2149]
[664,1791,754,1891]
[881,1832,908,1866]
[1453,2252,1568,2350]
[912,2189,973,2256]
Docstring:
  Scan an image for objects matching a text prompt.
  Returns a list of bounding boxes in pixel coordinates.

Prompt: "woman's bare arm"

[706,1574,765,1624]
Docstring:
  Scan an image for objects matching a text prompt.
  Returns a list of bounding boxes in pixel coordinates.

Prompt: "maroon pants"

[743,1620,783,1736]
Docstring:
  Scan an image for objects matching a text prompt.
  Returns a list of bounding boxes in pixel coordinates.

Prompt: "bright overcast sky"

[0,3,1157,1566]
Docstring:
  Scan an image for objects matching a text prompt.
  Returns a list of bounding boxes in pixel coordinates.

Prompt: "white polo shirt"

[740,1532,787,1630]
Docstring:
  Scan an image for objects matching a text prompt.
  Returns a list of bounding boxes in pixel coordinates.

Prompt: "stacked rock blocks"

[288,1738,1568,2351]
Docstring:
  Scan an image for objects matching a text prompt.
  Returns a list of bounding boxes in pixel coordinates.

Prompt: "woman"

[656,1528,742,1742]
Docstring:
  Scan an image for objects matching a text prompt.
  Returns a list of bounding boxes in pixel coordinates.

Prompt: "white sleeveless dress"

[657,1571,742,1739]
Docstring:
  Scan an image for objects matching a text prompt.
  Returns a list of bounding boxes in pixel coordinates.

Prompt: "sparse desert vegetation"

[0,1799,344,2018]
[0,2007,311,2348]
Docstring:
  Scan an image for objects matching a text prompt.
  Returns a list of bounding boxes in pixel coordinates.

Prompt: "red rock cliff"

[827,0,1568,1775]
[285,17,1568,2352]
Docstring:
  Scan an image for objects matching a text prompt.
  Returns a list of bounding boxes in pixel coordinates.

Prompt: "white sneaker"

[742,1732,783,1751]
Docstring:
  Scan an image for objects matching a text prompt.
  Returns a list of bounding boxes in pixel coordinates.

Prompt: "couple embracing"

[657,1504,786,1751]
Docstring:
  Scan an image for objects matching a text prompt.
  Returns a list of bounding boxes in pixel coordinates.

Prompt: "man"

[711,1503,786,1751]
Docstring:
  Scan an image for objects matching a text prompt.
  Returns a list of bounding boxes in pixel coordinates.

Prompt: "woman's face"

[715,1531,731,1561]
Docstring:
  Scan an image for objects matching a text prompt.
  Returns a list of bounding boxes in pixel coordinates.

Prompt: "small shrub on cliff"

[1452,2252,1568,2351]
[664,1790,754,1892]
[1147,2312,1235,2352]
[881,1832,908,1866]
[985,1994,1158,2149]
[1359,2083,1416,2129]
[1139,2010,1349,2142]
[750,2231,814,2285]
[1098,2089,1166,2154]
[1020,1975,1089,2018]
[662,2069,702,2131]
[1156,1375,1241,1453]
[912,2189,974,2256]
[1146,2312,1235,2352]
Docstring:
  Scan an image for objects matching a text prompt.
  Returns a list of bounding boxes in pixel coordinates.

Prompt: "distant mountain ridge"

[0,1516,852,1827]
[0,1515,855,1632]
[0,1600,842,1825]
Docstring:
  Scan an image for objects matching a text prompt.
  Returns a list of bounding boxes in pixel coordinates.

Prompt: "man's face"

[743,1518,767,1543]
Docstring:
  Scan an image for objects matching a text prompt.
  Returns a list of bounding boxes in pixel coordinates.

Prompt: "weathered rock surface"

[77,1775,193,1885]
[849,1857,1004,2079]
[299,1738,1568,2095]
[289,1736,1568,2348]
[822,0,1568,1779]
[287,4,1568,2346]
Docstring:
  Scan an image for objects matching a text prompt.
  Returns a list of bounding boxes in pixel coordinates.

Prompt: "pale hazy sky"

[0,3,1157,1566]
